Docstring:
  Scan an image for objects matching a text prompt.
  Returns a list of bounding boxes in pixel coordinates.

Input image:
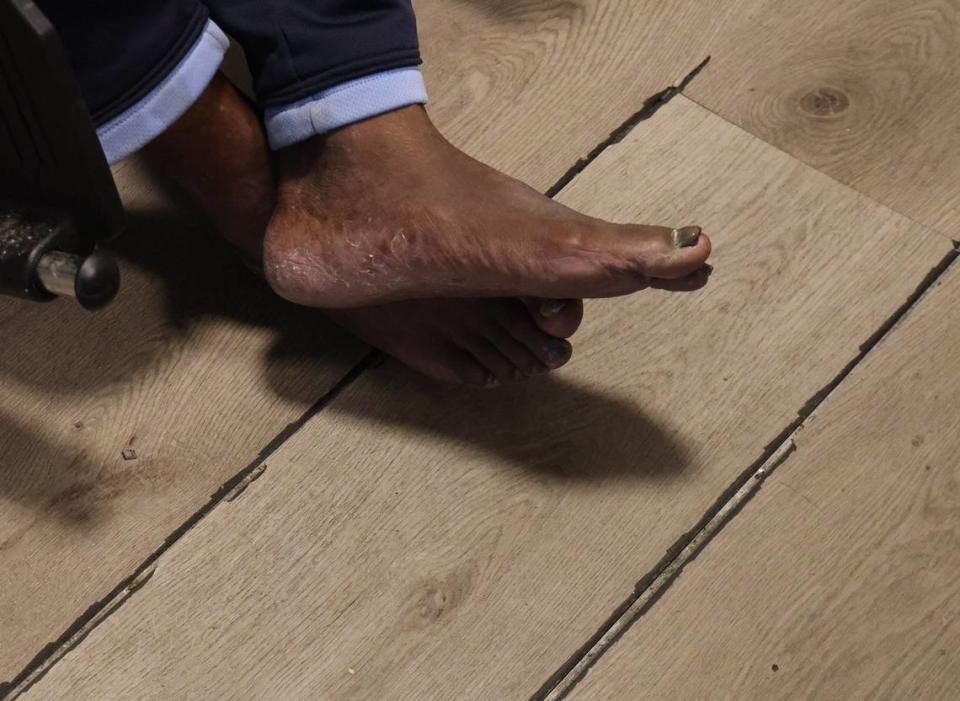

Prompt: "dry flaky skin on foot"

[265,105,712,309]
[141,74,584,386]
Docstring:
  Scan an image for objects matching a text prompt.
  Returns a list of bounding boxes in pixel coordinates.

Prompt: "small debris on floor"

[224,463,268,502]
[121,448,138,461]
[126,563,157,592]
[348,667,356,675]
[772,664,779,672]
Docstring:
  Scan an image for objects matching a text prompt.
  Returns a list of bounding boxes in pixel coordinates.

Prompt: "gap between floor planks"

[538,244,960,701]
[15,93,953,700]
[2,64,711,700]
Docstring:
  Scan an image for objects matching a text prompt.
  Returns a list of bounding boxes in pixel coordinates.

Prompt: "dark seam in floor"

[534,242,960,700]
[2,350,382,698]
[544,56,711,198]
[3,54,715,700]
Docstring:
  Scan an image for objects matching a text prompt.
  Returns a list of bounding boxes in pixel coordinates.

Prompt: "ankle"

[142,73,275,260]
[275,105,444,181]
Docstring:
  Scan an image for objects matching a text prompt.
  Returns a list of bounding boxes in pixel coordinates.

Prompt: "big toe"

[525,298,584,338]
[605,224,711,280]
[627,224,712,280]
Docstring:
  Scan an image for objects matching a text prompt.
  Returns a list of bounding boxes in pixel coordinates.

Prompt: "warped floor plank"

[22,97,952,700]
[571,261,960,701]
[0,160,366,686]
[688,0,960,235]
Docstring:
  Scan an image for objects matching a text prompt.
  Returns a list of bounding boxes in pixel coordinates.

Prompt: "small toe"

[485,325,548,377]
[541,337,573,369]
[497,307,574,370]
[463,337,521,386]
[405,347,492,387]
[447,350,498,387]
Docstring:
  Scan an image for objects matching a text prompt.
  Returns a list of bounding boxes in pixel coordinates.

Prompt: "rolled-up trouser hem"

[95,19,228,164]
[264,68,428,150]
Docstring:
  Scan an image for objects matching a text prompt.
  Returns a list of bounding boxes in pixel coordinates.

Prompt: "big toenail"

[539,299,567,317]
[672,226,702,248]
[546,340,571,367]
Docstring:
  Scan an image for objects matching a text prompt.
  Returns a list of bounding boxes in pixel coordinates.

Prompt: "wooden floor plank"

[570,262,960,701]
[687,0,960,235]
[0,160,367,685]
[415,0,713,190]
[3,1,713,681]
[21,97,952,700]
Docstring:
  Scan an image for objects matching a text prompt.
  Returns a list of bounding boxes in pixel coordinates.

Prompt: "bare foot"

[265,105,712,309]
[326,297,582,387]
[142,74,583,385]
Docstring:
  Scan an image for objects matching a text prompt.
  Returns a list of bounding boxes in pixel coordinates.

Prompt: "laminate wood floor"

[20,97,950,700]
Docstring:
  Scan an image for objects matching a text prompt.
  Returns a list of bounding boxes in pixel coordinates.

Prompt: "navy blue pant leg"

[34,1,426,159]
[203,0,421,108]
[34,0,208,126]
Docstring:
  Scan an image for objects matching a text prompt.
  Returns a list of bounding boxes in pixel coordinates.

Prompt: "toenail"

[539,299,568,317]
[672,225,702,248]
[545,340,571,367]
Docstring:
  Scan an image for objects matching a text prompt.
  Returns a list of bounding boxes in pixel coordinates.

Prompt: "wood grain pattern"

[1,2,753,683]
[0,159,366,685]
[571,262,960,701]
[1,1,743,683]
[688,0,960,235]
[415,0,716,190]
[23,98,952,700]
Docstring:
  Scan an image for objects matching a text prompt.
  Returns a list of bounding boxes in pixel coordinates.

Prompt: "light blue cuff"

[96,20,229,164]
[264,68,428,150]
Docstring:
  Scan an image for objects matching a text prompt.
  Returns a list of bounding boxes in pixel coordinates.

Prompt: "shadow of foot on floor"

[0,176,691,524]
[265,348,696,484]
